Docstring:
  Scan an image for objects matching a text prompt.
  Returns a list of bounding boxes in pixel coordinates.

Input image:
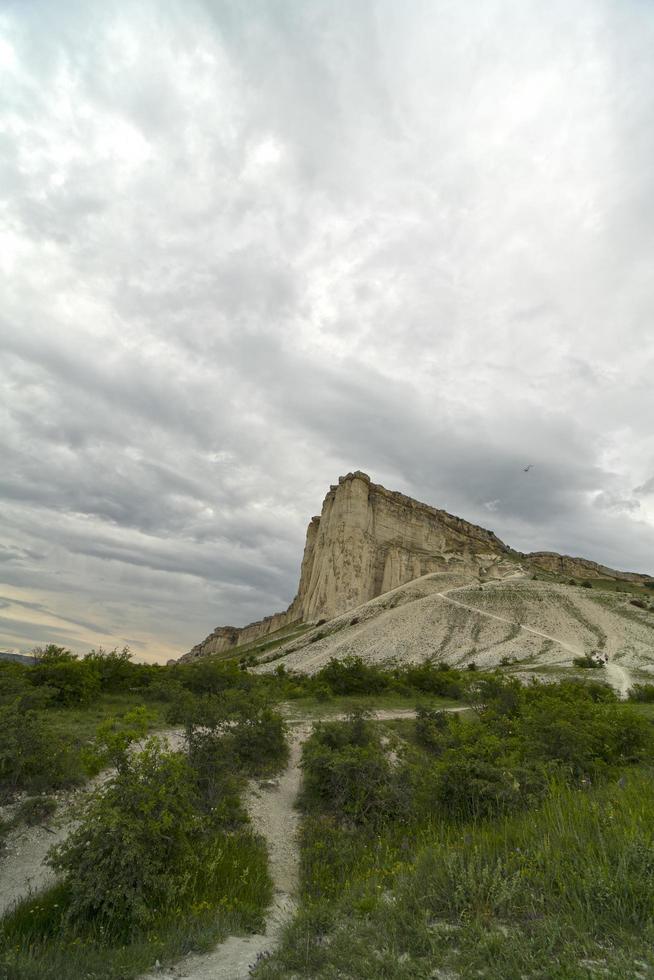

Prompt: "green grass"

[201,622,314,665]
[0,829,271,980]
[576,577,651,596]
[254,767,654,979]
[253,687,654,980]
[379,710,475,743]
[625,702,654,720]
[529,569,652,597]
[45,692,170,745]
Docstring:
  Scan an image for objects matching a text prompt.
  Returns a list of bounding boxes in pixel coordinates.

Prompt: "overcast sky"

[1,0,653,662]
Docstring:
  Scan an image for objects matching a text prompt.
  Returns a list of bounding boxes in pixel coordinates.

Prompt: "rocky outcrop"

[180,471,512,662]
[285,471,510,622]
[179,470,653,664]
[524,551,654,585]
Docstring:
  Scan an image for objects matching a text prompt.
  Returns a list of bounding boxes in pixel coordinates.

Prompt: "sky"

[1,0,653,663]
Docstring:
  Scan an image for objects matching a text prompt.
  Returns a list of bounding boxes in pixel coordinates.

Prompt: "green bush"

[301,713,408,826]
[400,662,465,698]
[170,686,289,777]
[48,738,204,938]
[229,703,289,775]
[573,653,604,668]
[17,795,58,826]
[0,701,79,797]
[316,657,389,696]
[430,752,547,820]
[82,647,136,693]
[629,683,654,703]
[31,647,100,707]
[172,658,256,697]
[414,704,460,754]
[81,706,151,776]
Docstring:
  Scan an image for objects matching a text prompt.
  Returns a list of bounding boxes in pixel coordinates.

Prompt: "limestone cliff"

[179,470,654,664]
[180,471,512,662]
[524,551,654,585]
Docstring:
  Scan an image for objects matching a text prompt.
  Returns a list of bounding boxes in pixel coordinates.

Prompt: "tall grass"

[0,829,271,980]
[255,768,654,979]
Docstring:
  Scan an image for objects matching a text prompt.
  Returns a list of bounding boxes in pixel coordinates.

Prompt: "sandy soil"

[0,731,186,919]
[0,799,73,917]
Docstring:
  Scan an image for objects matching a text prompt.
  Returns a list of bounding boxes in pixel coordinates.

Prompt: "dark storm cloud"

[1,0,653,659]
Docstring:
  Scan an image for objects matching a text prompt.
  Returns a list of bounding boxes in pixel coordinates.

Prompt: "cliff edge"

[178,471,515,662]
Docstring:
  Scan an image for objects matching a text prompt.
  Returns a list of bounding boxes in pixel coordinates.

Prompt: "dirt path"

[140,707,450,980]
[436,591,584,657]
[437,590,633,695]
[142,727,308,980]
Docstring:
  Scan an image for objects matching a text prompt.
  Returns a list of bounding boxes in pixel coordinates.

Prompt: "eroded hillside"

[255,573,654,693]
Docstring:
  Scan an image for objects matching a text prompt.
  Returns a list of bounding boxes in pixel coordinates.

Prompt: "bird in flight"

[523,464,534,473]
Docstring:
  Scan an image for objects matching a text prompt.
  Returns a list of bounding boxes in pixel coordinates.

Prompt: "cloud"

[1,0,653,660]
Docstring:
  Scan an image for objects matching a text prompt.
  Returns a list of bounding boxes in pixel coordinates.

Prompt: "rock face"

[525,551,654,585]
[288,471,510,621]
[180,471,512,662]
[179,470,654,663]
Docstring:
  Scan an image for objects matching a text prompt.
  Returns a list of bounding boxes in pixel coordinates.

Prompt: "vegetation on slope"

[0,655,289,980]
[3,642,654,979]
[253,679,654,980]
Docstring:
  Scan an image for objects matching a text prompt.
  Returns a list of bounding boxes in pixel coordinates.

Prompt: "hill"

[179,472,654,670]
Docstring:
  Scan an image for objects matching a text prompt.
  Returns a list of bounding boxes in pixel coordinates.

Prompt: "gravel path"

[141,727,307,980]
[140,709,437,980]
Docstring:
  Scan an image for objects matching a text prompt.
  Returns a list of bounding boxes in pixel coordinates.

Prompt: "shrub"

[17,795,57,826]
[82,647,135,693]
[316,657,388,696]
[172,659,256,697]
[185,726,245,827]
[300,713,408,826]
[81,706,151,776]
[401,662,465,698]
[48,739,203,938]
[414,705,460,753]
[628,683,654,703]
[172,689,289,777]
[0,663,53,709]
[229,703,289,775]
[30,647,100,707]
[520,691,650,777]
[573,653,604,669]
[431,752,547,820]
[0,702,79,797]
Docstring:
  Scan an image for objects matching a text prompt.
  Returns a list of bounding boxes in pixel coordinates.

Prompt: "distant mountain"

[0,650,34,666]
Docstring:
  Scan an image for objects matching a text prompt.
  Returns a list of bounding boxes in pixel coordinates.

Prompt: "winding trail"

[437,589,633,695]
[2,680,630,976]
[0,804,70,918]
[436,590,584,657]
[143,728,308,980]
[141,709,453,980]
